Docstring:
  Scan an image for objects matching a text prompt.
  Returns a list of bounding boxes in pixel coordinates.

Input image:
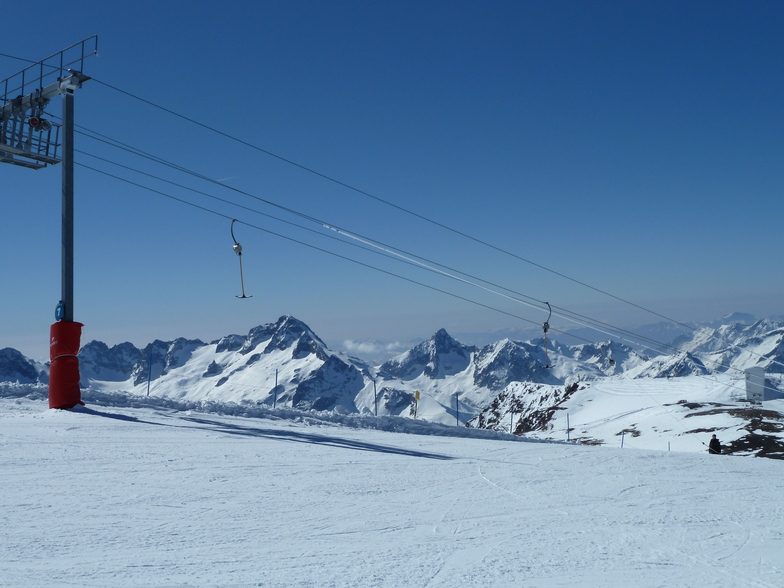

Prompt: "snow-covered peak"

[265,315,328,358]
[627,351,711,379]
[80,340,143,382]
[0,347,44,384]
[215,334,245,353]
[380,328,474,380]
[569,340,648,375]
[713,311,758,327]
[238,315,328,360]
[472,338,555,388]
[672,318,784,373]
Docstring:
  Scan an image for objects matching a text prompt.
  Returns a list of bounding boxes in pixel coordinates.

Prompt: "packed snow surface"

[2,396,783,587]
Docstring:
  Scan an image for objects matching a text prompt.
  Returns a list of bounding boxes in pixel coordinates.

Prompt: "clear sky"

[2,0,783,362]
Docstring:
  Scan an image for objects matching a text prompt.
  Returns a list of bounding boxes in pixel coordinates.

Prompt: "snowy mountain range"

[3,313,784,457]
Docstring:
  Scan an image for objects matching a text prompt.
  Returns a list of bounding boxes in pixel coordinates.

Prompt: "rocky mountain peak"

[80,340,143,382]
[380,328,474,380]
[634,351,711,379]
[262,315,328,360]
[472,339,555,389]
[0,348,43,384]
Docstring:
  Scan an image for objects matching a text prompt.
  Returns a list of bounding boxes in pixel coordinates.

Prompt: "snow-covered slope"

[2,395,783,587]
[469,374,784,458]
[7,313,784,457]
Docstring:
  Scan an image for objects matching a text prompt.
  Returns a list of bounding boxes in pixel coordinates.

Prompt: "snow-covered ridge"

[0,382,527,443]
[672,318,784,373]
[0,347,48,384]
[3,313,784,457]
[467,375,784,459]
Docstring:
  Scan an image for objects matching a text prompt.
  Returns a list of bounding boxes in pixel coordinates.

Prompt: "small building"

[745,367,765,403]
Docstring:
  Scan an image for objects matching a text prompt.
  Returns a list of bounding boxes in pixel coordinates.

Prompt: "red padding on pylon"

[49,321,84,409]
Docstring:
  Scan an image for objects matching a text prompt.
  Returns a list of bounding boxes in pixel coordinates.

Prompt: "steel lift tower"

[1,36,98,408]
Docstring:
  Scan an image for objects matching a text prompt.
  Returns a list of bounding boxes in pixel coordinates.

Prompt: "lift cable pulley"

[230,219,252,299]
[543,301,553,369]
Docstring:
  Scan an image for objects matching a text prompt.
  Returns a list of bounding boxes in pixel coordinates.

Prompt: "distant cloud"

[341,339,408,359]
[342,340,381,355]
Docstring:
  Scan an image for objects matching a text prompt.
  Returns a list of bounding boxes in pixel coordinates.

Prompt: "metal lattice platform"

[0,36,97,169]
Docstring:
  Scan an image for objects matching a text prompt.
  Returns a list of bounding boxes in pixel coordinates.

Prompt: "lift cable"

[68,109,784,377]
[90,77,711,335]
[76,161,548,329]
[0,51,45,65]
[76,146,718,363]
[77,159,774,402]
[75,155,784,396]
[320,222,692,356]
[74,136,784,379]
[70,118,784,373]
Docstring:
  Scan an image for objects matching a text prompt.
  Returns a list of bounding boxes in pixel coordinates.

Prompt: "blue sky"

[2,1,783,361]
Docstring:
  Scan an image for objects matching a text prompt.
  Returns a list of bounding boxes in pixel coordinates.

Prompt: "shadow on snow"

[71,406,455,461]
[178,415,455,460]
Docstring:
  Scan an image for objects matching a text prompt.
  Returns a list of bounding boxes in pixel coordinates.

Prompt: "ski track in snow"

[2,396,783,587]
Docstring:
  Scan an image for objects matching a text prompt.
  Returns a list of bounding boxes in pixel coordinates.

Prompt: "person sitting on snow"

[708,434,722,455]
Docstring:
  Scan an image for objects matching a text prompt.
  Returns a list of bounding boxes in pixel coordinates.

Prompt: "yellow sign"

[415,391,420,400]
